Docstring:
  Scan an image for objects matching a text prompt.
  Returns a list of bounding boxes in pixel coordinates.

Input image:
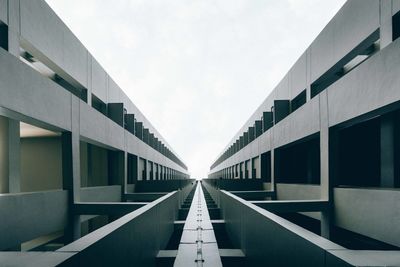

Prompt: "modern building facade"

[207,0,400,266]
[0,0,195,266]
[2,0,400,266]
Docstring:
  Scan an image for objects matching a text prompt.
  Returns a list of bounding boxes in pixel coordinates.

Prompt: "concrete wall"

[20,136,62,192]
[0,190,68,250]
[334,187,400,247]
[208,0,400,249]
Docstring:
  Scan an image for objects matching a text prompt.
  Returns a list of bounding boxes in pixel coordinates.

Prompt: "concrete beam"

[124,192,167,202]
[251,200,328,213]
[229,190,276,200]
[73,202,147,216]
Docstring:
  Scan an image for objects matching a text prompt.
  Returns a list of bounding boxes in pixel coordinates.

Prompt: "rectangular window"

[261,151,271,182]
[275,134,320,185]
[0,21,8,50]
[91,94,107,115]
[291,90,306,112]
[393,11,400,41]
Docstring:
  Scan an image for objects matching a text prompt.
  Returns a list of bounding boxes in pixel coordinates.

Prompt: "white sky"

[45,0,346,178]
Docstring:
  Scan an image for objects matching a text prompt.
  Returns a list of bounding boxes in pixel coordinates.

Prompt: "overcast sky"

[46,0,346,178]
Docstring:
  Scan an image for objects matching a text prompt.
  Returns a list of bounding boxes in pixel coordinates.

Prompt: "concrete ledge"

[80,186,122,202]
[0,252,77,267]
[156,250,177,258]
[73,202,148,216]
[124,192,167,202]
[251,200,328,213]
[219,249,245,258]
[230,190,276,200]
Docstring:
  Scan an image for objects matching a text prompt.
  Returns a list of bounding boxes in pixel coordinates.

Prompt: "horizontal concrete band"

[73,202,148,216]
[251,199,328,213]
[230,190,276,200]
[124,192,167,202]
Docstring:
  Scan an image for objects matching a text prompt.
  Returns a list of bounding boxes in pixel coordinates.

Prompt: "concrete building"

[206,0,400,266]
[1,0,400,266]
[0,0,197,266]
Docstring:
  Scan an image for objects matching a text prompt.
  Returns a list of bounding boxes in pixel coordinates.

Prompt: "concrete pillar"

[8,119,20,193]
[319,91,331,238]
[306,49,312,102]
[380,0,393,49]
[270,124,276,191]
[62,132,81,241]
[271,149,277,191]
[62,97,81,241]
[246,160,251,179]
[8,0,20,56]
[0,116,20,193]
[380,113,397,187]
[0,116,9,193]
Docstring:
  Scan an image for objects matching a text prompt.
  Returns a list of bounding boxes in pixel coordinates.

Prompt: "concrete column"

[8,119,20,193]
[306,49,312,102]
[0,116,20,193]
[319,91,331,238]
[270,124,276,191]
[271,149,277,191]
[62,132,81,241]
[380,0,393,49]
[0,116,9,193]
[136,156,141,181]
[62,97,81,241]
[7,0,20,56]
[380,113,397,187]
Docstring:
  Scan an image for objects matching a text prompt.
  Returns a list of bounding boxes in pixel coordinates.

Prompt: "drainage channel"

[157,182,245,267]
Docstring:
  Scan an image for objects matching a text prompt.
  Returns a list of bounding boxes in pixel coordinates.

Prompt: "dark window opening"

[54,74,87,102]
[251,159,257,178]
[311,30,380,98]
[291,90,306,112]
[261,151,271,182]
[275,135,320,184]
[80,142,109,187]
[0,21,8,50]
[91,94,107,116]
[273,100,290,124]
[393,11,400,41]
[107,103,124,127]
[333,117,381,187]
[245,160,250,179]
[127,154,138,184]
[263,112,273,132]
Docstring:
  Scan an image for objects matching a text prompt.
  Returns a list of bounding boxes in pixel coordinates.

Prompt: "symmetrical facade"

[2,0,400,266]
